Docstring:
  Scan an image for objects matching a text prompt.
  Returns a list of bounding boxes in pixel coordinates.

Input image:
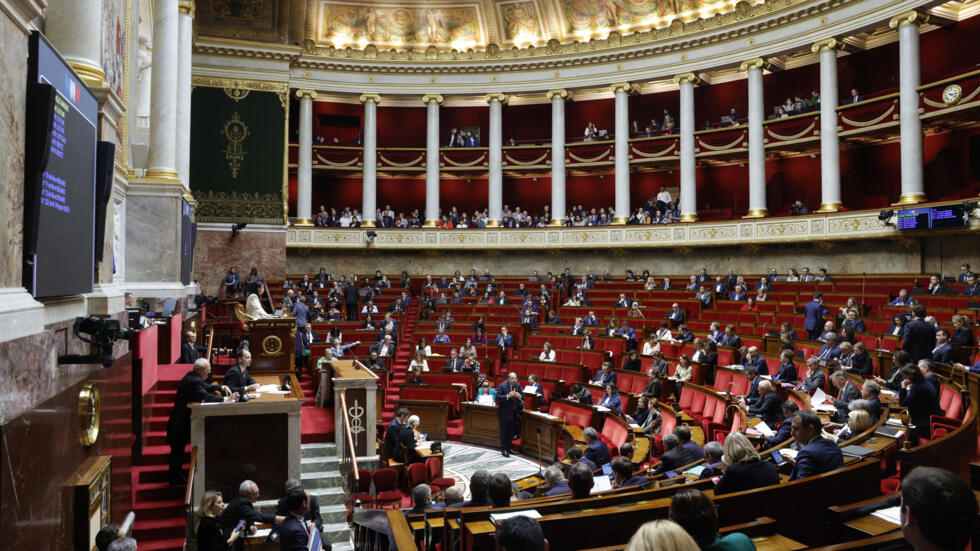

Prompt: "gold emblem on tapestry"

[221,112,249,178]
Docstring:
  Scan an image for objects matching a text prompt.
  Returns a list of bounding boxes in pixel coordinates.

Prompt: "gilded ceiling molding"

[811,37,845,53]
[609,82,636,94]
[191,75,290,107]
[889,9,929,27]
[739,57,769,71]
[546,89,572,100]
[485,92,508,104]
[296,89,318,100]
[673,72,702,85]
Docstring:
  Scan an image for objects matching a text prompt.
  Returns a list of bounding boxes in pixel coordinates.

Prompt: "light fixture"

[878,209,895,227]
[231,222,247,237]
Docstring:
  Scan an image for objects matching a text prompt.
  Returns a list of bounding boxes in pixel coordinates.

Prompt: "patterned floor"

[441,442,546,500]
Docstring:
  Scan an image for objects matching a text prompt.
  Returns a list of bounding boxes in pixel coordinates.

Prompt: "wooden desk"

[520,411,562,461]
[843,515,899,537]
[752,534,809,551]
[461,402,503,448]
[395,399,449,441]
[189,375,304,502]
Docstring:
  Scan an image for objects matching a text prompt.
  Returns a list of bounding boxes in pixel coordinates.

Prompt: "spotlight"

[231,222,248,237]
[365,230,378,241]
[878,209,895,227]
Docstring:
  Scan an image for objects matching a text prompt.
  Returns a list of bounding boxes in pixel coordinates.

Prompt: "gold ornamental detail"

[221,112,249,178]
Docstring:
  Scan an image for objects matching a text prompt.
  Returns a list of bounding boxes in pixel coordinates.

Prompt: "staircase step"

[302,470,345,489]
[137,537,185,551]
[301,455,341,472]
[136,481,186,502]
[309,486,347,505]
[132,517,186,541]
[321,521,354,544]
[301,442,338,458]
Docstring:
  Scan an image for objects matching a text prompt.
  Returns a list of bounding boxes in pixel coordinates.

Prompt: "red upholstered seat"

[406,462,428,489]
[426,457,455,491]
[351,469,374,507]
[374,468,403,508]
[939,386,963,420]
[714,371,733,393]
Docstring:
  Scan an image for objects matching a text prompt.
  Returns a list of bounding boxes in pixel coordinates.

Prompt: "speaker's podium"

[245,318,296,373]
[320,360,380,466]
[188,374,304,503]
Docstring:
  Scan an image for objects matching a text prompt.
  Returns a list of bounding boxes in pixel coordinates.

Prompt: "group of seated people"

[627,109,678,138]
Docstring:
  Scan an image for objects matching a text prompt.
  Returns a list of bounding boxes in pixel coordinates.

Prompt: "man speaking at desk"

[167,359,235,485]
[496,372,523,457]
[225,349,260,396]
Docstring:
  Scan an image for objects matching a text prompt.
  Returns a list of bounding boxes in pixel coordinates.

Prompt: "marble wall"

[287,238,926,278]
[0,15,27,289]
[126,194,181,282]
[193,225,287,295]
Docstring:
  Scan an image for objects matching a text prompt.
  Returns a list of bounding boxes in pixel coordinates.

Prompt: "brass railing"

[338,389,360,512]
[183,445,199,548]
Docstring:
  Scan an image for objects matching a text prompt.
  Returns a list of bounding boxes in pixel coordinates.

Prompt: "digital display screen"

[23,32,98,298]
[897,205,968,231]
[180,200,195,286]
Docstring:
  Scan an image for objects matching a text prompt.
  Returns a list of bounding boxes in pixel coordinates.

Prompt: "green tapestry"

[190,84,287,224]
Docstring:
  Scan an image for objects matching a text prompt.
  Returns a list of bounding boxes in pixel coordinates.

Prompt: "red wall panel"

[502,103,552,143]
[378,106,428,148]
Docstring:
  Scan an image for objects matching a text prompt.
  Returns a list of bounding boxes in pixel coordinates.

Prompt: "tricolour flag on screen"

[65,75,80,103]
[307,523,321,551]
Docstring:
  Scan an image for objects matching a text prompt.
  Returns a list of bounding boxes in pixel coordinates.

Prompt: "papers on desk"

[595,405,611,412]
[477,395,495,406]
[523,388,539,394]
[778,448,798,461]
[871,506,902,526]
[753,421,775,438]
[246,393,260,399]
[881,389,898,398]
[685,465,706,477]
[590,475,613,493]
[874,426,905,439]
[810,388,837,413]
[886,418,906,427]
[258,384,281,392]
[252,528,272,539]
[490,510,542,525]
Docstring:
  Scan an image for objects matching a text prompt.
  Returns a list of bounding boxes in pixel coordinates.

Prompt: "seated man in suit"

[653,434,695,475]
[860,380,883,423]
[788,411,844,480]
[962,274,980,296]
[742,367,762,405]
[932,329,954,364]
[900,466,978,551]
[178,331,205,364]
[719,326,741,348]
[224,349,260,396]
[590,362,617,387]
[674,324,695,344]
[524,374,544,396]
[220,481,285,551]
[889,289,913,306]
[666,303,685,323]
[615,293,634,308]
[566,446,597,472]
[743,346,769,376]
[444,348,465,372]
[841,309,866,333]
[766,401,799,448]
[612,456,648,488]
[277,488,329,551]
[729,285,747,301]
[372,335,396,357]
[712,277,729,296]
[747,380,783,427]
[817,335,842,362]
[699,441,725,479]
[798,357,827,393]
[829,370,862,423]
[276,480,322,533]
[405,484,439,515]
[674,425,704,460]
[567,463,595,500]
[363,350,384,371]
[447,470,492,508]
[543,465,570,496]
[582,427,612,467]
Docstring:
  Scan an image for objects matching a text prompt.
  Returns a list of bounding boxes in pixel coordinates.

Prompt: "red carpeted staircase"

[131,359,336,551]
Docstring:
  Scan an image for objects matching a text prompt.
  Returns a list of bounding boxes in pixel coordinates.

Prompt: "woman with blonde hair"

[407,414,427,446]
[625,519,700,551]
[196,491,241,551]
[713,432,779,495]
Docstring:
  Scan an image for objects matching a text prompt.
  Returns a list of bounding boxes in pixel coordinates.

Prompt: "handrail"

[205,329,215,363]
[338,389,360,480]
[184,445,198,508]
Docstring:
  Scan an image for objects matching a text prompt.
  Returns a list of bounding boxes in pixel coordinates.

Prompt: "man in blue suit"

[712,277,729,295]
[932,329,954,364]
[277,489,329,550]
[496,327,514,358]
[495,372,523,457]
[767,401,798,447]
[788,411,844,480]
[817,335,842,362]
[743,346,768,376]
[590,362,617,387]
[582,427,611,467]
[804,293,828,340]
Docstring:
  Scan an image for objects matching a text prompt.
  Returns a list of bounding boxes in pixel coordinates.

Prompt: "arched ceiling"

[195,0,752,50]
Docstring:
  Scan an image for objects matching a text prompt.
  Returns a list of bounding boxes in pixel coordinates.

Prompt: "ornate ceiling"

[195,0,751,51]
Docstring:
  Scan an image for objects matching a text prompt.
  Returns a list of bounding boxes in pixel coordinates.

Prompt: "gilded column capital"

[485,92,508,104]
[546,89,571,101]
[889,10,928,29]
[609,82,635,95]
[422,94,444,105]
[672,73,700,86]
[359,93,381,104]
[810,37,843,54]
[178,0,195,16]
[739,58,769,72]
[295,89,318,100]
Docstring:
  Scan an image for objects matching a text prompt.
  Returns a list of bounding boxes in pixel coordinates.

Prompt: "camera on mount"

[58,316,134,368]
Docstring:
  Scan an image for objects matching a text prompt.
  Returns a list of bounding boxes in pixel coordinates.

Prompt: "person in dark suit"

[224,349,260,396]
[962,274,980,295]
[747,380,783,426]
[495,372,523,457]
[343,282,359,321]
[742,346,768,376]
[196,491,242,551]
[570,383,594,406]
[713,433,779,495]
[565,446,598,472]
[612,456,648,488]
[900,466,978,551]
[859,380,883,423]
[774,349,798,384]
[583,427,612,466]
[496,327,514,357]
[167,360,231,484]
[598,384,622,413]
[932,329,954,364]
[951,316,974,346]
[698,441,725,479]
[276,480,323,532]
[719,326,741,348]
[798,357,826,393]
[675,425,704,460]
[903,305,937,363]
[767,401,799,448]
[444,349,465,372]
[900,364,943,441]
[590,362,617,387]
[219,481,285,551]
[817,335,842,362]
[385,408,410,462]
[276,489,326,551]
[804,293,829,340]
[448,470,492,508]
[712,277,729,296]
[830,370,862,423]
[653,434,695,475]
[926,274,947,295]
[788,411,844,480]
[179,331,205,364]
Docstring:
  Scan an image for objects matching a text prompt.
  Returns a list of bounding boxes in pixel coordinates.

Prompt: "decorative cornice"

[359,93,381,104]
[739,57,769,72]
[0,0,46,35]
[811,37,845,53]
[296,89,318,100]
[422,94,444,105]
[609,82,636,95]
[546,89,572,101]
[191,75,289,107]
[889,10,928,27]
[485,92,508,104]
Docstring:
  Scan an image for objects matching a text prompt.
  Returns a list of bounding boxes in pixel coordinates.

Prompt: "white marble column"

[359,94,380,227]
[890,12,927,205]
[611,83,632,224]
[486,93,507,226]
[547,89,570,225]
[741,59,768,218]
[176,1,195,193]
[422,94,444,227]
[675,73,698,222]
[44,0,107,89]
[812,38,842,212]
[296,90,318,226]
[146,0,180,182]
